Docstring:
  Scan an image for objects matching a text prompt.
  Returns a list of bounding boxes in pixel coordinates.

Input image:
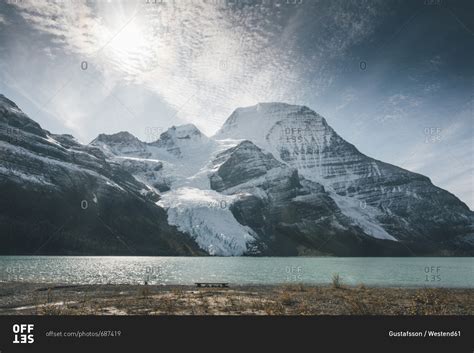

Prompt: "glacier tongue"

[157,187,256,256]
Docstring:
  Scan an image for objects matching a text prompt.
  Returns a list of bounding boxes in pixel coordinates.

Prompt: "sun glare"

[109,20,147,55]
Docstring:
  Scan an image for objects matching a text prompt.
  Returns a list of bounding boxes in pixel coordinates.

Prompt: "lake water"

[0,256,472,288]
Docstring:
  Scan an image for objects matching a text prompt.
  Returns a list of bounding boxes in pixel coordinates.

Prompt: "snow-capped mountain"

[91,131,150,158]
[1,95,473,256]
[150,124,213,157]
[215,103,474,251]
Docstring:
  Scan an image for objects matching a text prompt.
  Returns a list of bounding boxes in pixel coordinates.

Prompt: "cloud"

[9,0,381,135]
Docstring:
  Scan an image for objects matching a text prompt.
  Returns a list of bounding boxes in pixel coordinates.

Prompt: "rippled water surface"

[0,256,472,287]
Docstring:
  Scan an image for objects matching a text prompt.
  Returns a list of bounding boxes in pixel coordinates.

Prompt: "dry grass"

[2,283,472,316]
[407,288,450,315]
[279,291,297,307]
[343,296,371,315]
[283,283,307,292]
[332,273,343,289]
[260,300,286,315]
[138,286,151,299]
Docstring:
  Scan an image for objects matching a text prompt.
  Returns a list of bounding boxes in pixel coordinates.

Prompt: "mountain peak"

[152,123,210,157]
[237,102,315,114]
[164,123,204,140]
[0,94,46,137]
[0,94,20,110]
[215,102,328,139]
[92,131,141,144]
[89,131,148,157]
[214,102,332,160]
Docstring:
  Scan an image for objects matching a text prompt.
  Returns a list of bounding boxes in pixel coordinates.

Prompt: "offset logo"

[12,324,34,344]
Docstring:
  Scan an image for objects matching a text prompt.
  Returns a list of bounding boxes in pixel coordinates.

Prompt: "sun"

[108,20,147,55]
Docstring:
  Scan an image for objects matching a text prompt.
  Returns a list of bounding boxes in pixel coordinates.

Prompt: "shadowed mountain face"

[0,95,204,255]
[1,95,473,256]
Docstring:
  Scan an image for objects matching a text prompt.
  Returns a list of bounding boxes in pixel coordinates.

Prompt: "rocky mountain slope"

[0,94,203,255]
[1,95,472,255]
[215,103,474,254]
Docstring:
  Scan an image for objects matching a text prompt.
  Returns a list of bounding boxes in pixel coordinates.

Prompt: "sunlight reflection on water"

[0,256,472,288]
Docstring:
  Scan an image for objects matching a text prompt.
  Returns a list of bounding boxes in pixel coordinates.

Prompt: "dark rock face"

[0,95,203,255]
[210,141,284,191]
[209,140,416,256]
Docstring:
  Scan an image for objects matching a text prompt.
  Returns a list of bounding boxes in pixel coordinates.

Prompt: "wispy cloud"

[9,0,381,135]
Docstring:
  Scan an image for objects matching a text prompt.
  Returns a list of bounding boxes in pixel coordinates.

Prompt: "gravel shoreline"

[0,282,472,315]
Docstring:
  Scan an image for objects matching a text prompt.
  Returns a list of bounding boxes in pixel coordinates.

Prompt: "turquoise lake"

[0,256,472,288]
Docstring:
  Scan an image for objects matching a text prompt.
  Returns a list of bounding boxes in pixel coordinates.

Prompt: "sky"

[0,0,472,209]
